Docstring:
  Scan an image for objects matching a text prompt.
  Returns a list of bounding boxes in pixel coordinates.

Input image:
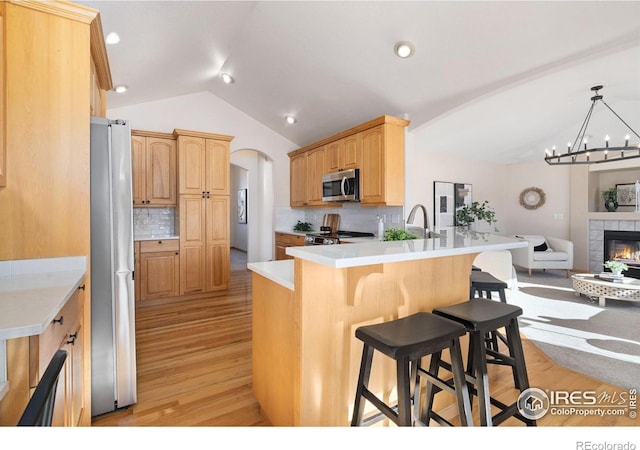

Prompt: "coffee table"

[571,273,640,307]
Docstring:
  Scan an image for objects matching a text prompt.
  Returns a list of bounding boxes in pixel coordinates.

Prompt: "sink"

[405,225,441,239]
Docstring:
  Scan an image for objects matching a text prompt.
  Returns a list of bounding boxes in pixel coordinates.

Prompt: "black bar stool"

[470,270,509,351]
[470,270,507,303]
[351,312,473,427]
[433,299,535,427]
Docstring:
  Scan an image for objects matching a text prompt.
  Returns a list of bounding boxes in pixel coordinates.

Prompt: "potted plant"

[455,200,497,231]
[601,187,618,212]
[603,260,628,276]
[383,227,418,241]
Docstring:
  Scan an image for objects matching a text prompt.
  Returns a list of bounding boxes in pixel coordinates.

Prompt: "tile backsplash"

[133,207,177,238]
[275,204,404,234]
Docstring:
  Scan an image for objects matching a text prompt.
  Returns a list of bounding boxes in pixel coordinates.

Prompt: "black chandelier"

[544,85,640,165]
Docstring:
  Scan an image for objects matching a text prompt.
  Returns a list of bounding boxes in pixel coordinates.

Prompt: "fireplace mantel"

[588,212,640,220]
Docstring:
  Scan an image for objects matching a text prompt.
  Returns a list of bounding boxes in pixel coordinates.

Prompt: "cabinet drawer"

[275,232,305,246]
[30,288,81,386]
[140,239,179,253]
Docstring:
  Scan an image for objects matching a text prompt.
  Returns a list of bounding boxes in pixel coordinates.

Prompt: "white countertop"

[247,260,294,291]
[135,235,179,241]
[248,228,527,290]
[0,256,87,340]
[285,228,527,268]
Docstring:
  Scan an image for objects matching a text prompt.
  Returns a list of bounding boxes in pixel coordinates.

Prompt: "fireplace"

[603,230,640,279]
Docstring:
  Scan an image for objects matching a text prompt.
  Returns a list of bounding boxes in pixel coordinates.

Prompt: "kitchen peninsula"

[248,229,527,426]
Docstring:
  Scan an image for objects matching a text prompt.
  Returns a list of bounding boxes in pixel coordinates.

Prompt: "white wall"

[108,90,297,207]
[405,129,509,233]
[407,128,573,239]
[503,160,571,239]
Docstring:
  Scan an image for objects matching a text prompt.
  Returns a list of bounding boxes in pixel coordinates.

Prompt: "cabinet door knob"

[78,284,86,291]
[67,332,78,345]
[53,316,64,325]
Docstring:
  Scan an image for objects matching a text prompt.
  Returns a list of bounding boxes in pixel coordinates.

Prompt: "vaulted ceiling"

[82,1,640,164]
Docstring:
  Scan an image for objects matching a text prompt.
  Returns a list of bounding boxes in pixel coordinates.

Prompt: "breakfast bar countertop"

[285,228,527,268]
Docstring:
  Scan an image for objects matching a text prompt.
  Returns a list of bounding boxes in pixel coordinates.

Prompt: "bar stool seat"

[351,312,473,427]
[470,270,508,302]
[433,299,535,427]
[470,270,509,351]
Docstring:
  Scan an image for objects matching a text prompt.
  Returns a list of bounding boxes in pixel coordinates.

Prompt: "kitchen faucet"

[406,204,431,238]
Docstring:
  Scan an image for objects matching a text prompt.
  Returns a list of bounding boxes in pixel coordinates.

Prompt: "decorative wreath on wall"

[519,187,546,210]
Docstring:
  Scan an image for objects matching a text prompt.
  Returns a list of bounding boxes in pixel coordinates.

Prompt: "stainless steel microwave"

[322,168,360,202]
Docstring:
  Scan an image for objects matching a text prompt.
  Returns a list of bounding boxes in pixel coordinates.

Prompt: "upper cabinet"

[326,135,360,173]
[0,4,7,188]
[288,115,409,207]
[131,130,177,207]
[289,146,332,207]
[290,152,307,207]
[175,129,232,196]
[0,5,5,188]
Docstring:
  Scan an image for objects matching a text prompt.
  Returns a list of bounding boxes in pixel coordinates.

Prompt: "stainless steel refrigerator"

[90,117,137,417]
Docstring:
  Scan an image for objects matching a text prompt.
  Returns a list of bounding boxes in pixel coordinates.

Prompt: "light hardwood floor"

[92,258,636,427]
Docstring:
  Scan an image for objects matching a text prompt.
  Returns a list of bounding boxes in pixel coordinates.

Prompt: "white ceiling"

[81,0,640,164]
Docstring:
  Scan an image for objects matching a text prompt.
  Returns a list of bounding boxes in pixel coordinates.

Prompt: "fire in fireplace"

[604,230,640,279]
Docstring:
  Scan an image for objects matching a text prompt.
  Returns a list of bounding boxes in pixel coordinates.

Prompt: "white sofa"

[509,235,573,277]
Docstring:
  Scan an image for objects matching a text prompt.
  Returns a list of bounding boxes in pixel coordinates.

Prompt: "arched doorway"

[230,149,274,264]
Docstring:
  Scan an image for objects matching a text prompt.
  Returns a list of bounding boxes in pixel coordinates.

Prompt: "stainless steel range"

[305,230,374,245]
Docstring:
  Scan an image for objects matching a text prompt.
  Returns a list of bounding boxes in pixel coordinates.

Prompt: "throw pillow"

[534,241,548,252]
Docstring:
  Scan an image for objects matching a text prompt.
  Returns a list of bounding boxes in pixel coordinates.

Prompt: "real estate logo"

[517,387,637,420]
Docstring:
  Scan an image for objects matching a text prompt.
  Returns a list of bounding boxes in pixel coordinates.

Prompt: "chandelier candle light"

[544,86,640,165]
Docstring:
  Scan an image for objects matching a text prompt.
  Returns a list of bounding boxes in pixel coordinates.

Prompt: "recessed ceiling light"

[285,115,297,125]
[114,85,127,93]
[105,32,120,45]
[221,73,234,84]
[394,41,415,58]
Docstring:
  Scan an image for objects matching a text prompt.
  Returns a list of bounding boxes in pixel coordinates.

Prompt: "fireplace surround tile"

[589,219,640,274]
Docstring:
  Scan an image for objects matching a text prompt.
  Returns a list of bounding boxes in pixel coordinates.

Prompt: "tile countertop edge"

[247,260,294,291]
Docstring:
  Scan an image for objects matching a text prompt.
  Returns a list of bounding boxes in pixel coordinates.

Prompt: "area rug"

[506,269,640,390]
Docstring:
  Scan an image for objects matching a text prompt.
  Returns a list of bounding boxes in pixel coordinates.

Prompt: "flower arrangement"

[603,260,628,274]
[455,200,497,230]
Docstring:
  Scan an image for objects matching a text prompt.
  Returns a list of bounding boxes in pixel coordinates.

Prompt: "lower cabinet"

[138,239,180,301]
[275,232,306,260]
[30,282,85,427]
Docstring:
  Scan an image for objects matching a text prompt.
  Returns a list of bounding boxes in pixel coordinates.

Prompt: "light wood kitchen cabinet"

[0,6,5,188]
[275,232,306,260]
[131,131,177,207]
[134,241,141,301]
[0,1,112,425]
[176,129,232,295]
[325,135,360,173]
[139,240,180,300]
[29,283,86,427]
[289,146,331,207]
[288,115,409,208]
[175,130,232,196]
[306,146,328,206]
[290,153,307,207]
[179,195,230,294]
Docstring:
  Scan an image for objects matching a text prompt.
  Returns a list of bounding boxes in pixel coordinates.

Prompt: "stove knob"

[305,236,314,244]
[323,238,334,245]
